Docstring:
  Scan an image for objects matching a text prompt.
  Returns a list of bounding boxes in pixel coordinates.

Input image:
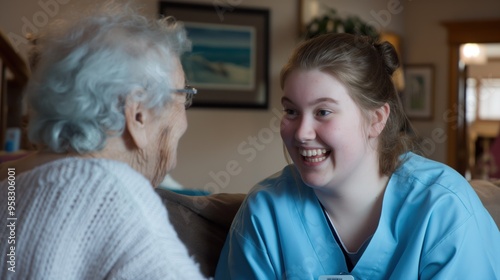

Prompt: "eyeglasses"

[174,85,198,109]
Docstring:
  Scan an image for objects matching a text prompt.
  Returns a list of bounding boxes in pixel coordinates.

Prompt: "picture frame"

[159,1,270,109]
[402,64,435,120]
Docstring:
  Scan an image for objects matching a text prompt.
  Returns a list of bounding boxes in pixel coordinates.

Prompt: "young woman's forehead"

[283,70,352,101]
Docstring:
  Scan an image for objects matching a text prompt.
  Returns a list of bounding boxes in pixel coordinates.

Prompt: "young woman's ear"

[369,103,390,138]
[124,97,151,149]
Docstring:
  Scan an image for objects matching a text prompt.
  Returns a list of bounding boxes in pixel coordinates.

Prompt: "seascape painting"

[182,22,255,90]
[159,1,269,108]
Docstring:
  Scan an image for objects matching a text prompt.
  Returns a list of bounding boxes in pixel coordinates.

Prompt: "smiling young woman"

[215,33,500,280]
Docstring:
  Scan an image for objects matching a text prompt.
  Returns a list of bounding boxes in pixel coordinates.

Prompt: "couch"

[156,190,245,277]
[156,179,500,278]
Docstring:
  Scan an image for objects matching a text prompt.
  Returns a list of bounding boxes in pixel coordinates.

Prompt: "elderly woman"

[0,3,204,280]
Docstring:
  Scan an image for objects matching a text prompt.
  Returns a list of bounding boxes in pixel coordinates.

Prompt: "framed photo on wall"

[402,64,435,120]
[159,1,270,109]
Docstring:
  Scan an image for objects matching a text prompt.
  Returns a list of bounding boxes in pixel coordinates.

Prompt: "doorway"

[463,47,500,179]
[442,19,500,177]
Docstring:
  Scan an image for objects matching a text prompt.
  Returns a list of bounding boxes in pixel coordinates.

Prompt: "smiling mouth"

[299,148,330,163]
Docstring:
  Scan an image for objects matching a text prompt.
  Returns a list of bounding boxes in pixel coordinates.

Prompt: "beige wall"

[2,0,499,193]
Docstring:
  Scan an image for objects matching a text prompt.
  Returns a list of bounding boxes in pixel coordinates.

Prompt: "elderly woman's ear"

[124,96,153,150]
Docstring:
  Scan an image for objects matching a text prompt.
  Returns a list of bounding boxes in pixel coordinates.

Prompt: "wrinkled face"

[281,69,375,190]
[147,58,188,187]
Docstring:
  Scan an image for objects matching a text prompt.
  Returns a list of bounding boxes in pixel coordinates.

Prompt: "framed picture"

[402,64,435,120]
[159,1,270,109]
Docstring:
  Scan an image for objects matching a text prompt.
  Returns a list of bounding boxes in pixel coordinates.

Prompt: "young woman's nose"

[295,116,315,143]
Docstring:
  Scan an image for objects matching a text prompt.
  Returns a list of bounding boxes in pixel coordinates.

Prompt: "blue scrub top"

[215,152,500,280]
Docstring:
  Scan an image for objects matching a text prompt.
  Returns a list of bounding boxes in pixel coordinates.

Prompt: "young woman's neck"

[315,170,389,218]
[314,157,390,252]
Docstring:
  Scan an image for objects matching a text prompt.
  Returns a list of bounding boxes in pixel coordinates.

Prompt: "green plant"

[304,8,379,40]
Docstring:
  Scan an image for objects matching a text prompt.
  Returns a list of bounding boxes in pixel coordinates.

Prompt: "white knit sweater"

[0,157,205,279]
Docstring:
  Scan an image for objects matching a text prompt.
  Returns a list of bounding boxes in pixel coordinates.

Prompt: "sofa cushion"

[470,179,500,229]
[155,189,245,278]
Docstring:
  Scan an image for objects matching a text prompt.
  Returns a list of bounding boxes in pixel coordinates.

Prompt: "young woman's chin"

[296,168,331,188]
[302,179,333,192]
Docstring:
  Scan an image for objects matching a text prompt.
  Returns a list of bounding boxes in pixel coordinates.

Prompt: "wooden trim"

[445,44,459,171]
[442,20,500,44]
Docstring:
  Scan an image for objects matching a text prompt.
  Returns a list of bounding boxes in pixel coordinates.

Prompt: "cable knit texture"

[0,157,205,280]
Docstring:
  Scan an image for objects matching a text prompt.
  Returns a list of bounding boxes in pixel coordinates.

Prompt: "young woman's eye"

[317,109,332,117]
[283,108,299,119]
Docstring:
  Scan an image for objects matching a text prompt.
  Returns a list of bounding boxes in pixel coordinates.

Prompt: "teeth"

[300,149,328,157]
[305,156,326,163]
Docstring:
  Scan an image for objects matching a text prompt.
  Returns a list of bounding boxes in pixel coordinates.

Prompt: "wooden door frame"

[442,19,500,175]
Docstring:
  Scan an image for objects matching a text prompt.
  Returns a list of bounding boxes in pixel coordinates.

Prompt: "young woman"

[215,33,500,279]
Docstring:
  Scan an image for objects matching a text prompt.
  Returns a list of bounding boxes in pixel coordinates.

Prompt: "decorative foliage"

[304,8,379,40]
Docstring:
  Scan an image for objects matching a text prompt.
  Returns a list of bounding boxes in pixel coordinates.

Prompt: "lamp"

[460,43,487,65]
